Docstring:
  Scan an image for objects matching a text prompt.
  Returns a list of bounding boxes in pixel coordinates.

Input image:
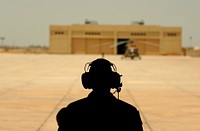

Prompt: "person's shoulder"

[116,99,138,111]
[57,98,87,117]
[69,97,88,106]
[59,97,88,110]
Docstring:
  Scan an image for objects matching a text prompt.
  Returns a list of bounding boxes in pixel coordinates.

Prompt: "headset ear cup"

[110,72,122,89]
[81,72,91,89]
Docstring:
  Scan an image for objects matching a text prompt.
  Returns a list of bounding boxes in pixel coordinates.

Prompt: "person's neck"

[92,88,110,94]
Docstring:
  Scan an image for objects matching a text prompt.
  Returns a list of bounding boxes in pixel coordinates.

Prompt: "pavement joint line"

[0,78,37,96]
[168,82,200,100]
[0,67,58,96]
[125,88,154,131]
[139,67,200,100]
[150,73,200,100]
[36,77,78,131]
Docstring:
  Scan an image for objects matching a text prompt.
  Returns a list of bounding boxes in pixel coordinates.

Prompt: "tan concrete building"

[49,23,182,55]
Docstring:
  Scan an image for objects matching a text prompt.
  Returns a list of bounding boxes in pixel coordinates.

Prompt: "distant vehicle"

[115,40,142,60]
[121,46,141,60]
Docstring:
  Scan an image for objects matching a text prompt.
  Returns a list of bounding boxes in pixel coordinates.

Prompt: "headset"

[81,58,122,98]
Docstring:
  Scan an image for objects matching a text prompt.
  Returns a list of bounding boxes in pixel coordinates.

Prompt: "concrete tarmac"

[0,54,199,131]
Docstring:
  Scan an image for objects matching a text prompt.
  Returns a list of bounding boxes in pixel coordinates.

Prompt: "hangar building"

[49,22,182,55]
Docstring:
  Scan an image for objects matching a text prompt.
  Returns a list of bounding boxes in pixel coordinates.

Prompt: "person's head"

[81,58,122,92]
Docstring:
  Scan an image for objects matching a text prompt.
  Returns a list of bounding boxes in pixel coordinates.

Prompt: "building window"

[85,32,101,35]
[131,32,146,36]
[54,31,64,35]
[166,32,177,37]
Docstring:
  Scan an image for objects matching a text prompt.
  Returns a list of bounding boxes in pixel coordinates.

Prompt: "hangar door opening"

[72,38,114,54]
[117,39,129,54]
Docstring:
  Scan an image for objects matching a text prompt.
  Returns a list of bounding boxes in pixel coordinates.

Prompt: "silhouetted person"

[56,58,143,131]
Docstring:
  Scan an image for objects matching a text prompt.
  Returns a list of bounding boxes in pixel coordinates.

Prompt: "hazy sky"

[0,0,200,47]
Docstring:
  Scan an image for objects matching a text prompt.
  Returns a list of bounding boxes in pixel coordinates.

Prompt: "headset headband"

[84,61,117,73]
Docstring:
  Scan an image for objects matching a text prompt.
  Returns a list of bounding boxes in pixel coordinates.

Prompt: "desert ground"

[0,53,199,131]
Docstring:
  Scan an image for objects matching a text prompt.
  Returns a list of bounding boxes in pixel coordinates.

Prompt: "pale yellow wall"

[160,27,182,55]
[49,26,71,54]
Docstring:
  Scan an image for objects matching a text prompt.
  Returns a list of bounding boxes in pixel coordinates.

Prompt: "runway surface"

[0,54,199,131]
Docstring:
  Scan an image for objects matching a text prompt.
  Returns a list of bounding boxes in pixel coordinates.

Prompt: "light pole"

[0,37,5,46]
[0,37,5,53]
[189,36,192,48]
